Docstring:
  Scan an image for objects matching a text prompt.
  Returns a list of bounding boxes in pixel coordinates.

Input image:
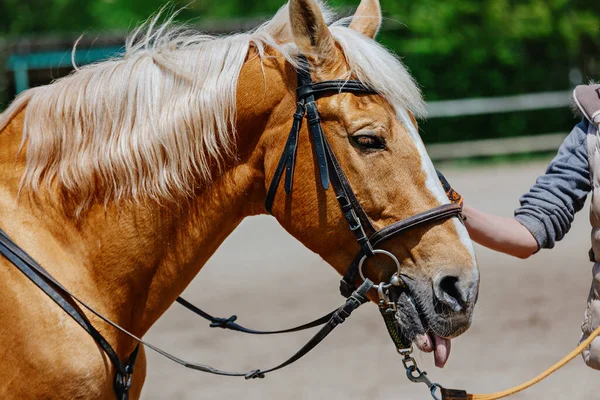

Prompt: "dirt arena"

[143,159,598,399]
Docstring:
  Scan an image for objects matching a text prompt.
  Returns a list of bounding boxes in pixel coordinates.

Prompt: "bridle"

[0,54,465,400]
[265,54,463,300]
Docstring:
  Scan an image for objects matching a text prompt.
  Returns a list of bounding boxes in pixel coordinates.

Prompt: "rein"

[0,224,374,384]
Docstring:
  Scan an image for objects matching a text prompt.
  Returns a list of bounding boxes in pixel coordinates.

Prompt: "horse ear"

[349,0,382,39]
[289,0,336,60]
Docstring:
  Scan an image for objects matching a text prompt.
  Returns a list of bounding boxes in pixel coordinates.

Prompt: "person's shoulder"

[575,118,589,132]
[573,84,600,127]
[559,119,588,155]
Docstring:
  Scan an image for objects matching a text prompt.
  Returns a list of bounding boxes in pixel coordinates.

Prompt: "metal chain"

[399,348,443,400]
[375,277,446,400]
[376,276,443,400]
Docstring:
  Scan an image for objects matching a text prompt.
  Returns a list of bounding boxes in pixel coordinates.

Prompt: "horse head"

[244,0,479,366]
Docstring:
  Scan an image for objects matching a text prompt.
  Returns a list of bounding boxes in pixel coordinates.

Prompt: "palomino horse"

[0,0,478,398]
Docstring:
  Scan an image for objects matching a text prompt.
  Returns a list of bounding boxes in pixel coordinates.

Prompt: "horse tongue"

[433,334,451,368]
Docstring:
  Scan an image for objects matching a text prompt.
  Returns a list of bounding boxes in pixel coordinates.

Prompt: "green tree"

[1,0,598,142]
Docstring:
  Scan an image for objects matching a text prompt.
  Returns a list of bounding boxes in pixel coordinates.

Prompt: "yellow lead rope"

[463,325,600,400]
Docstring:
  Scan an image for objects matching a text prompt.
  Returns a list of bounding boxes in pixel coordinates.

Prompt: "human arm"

[438,120,591,259]
[462,203,538,259]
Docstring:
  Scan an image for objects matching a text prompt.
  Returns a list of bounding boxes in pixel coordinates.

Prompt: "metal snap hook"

[358,249,402,283]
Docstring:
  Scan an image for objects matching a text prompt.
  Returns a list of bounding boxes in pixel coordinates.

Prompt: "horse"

[0,0,479,398]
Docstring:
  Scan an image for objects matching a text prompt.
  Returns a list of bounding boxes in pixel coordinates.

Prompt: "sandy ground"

[142,159,598,400]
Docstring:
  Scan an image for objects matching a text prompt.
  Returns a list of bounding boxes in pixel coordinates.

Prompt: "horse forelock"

[0,1,425,214]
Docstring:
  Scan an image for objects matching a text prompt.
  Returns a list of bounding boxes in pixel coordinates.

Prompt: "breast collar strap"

[264,55,463,298]
[0,228,140,400]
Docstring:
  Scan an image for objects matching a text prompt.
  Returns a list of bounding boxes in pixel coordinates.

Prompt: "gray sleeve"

[514,120,591,249]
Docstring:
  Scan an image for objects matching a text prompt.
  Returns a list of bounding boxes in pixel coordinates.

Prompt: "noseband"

[265,55,463,299]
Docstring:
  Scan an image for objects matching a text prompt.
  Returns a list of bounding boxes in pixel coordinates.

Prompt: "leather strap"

[340,203,463,297]
[323,137,376,238]
[296,80,374,101]
[321,136,375,254]
[0,228,139,400]
[305,97,330,190]
[0,226,372,382]
[264,102,304,214]
[368,203,462,247]
[175,296,336,335]
[243,279,372,379]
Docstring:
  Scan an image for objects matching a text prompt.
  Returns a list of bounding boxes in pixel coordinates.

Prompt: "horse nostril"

[434,275,465,312]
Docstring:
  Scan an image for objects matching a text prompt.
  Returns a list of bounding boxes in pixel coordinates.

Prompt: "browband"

[296,80,374,101]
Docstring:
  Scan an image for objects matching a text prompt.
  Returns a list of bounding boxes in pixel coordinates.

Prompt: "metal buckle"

[347,208,362,231]
[377,284,396,310]
[114,370,132,398]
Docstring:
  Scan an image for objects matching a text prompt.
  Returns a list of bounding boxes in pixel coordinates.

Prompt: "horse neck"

[0,122,263,335]
[85,64,287,337]
[0,49,290,348]
[109,165,264,335]
[121,52,291,334]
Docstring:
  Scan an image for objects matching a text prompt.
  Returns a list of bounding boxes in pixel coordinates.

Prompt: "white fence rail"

[427,91,572,118]
[425,90,574,160]
[427,132,567,161]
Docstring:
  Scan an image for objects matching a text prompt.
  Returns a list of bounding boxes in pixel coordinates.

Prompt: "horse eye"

[351,134,386,150]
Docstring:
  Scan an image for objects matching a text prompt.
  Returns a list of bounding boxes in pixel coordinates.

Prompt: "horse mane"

[0,1,425,214]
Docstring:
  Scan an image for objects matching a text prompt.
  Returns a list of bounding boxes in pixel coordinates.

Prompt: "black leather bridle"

[264,55,463,299]
[0,55,465,400]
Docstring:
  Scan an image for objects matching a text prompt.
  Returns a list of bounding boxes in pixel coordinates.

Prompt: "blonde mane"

[0,2,425,212]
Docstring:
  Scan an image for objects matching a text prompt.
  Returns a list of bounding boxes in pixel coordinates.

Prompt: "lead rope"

[439,324,600,400]
[382,307,600,400]
[375,277,600,400]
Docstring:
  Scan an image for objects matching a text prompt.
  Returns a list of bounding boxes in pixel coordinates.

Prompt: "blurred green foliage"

[0,0,598,142]
[380,0,599,141]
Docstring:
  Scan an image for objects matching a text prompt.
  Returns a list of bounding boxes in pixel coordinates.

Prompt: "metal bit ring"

[358,249,401,283]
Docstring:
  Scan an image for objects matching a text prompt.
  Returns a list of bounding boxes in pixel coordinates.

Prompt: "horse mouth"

[393,280,474,368]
